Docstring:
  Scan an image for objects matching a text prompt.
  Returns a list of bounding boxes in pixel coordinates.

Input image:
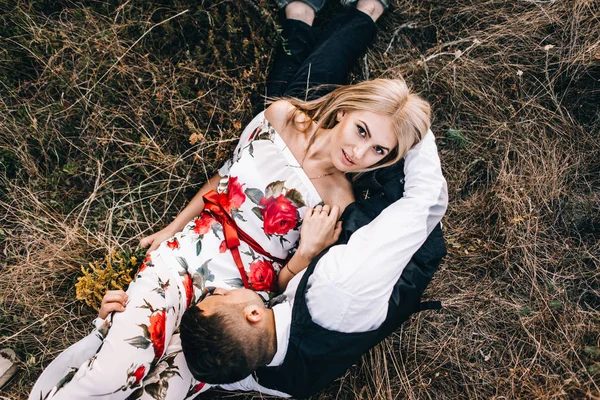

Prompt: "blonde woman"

[30,1,438,399]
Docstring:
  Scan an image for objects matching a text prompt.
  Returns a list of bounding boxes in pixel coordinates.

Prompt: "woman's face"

[329,109,398,172]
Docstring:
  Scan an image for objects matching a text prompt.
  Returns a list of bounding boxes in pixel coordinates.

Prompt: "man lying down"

[180,129,448,398]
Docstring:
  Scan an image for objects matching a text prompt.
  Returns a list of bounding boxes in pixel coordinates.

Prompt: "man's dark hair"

[180,302,271,384]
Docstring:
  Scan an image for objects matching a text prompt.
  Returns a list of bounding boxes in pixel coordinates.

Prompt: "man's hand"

[297,204,342,260]
[98,290,128,319]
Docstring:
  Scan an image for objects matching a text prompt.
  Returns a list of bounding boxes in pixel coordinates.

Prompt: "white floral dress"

[29,111,323,400]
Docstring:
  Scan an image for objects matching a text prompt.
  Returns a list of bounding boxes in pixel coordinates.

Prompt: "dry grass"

[1,0,599,398]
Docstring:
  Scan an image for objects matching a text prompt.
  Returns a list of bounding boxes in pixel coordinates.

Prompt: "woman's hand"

[98,290,128,319]
[277,204,342,292]
[297,204,342,260]
[140,226,177,253]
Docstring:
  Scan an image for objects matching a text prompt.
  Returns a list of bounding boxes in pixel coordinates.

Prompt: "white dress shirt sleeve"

[306,130,448,332]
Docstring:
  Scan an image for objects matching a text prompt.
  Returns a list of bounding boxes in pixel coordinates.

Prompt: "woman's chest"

[310,176,355,212]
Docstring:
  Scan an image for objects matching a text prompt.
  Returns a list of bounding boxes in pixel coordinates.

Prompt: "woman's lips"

[342,150,355,166]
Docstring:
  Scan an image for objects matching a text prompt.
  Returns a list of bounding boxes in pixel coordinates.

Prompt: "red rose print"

[136,253,152,276]
[166,238,179,250]
[137,262,148,275]
[148,311,166,360]
[193,213,216,235]
[227,176,246,210]
[259,194,299,235]
[248,126,260,141]
[192,382,206,394]
[133,365,146,383]
[248,259,276,292]
[183,273,194,309]
[219,240,227,253]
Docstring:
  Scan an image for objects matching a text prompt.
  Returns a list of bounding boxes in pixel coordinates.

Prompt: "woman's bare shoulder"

[264,100,296,134]
[265,100,313,136]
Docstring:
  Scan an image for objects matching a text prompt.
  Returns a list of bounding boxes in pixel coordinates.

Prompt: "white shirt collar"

[267,302,292,367]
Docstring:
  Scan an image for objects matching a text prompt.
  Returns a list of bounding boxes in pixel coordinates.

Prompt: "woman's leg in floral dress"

[30,257,180,400]
[28,328,104,399]
[133,332,211,400]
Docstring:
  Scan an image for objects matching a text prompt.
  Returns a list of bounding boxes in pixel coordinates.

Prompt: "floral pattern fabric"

[29,254,207,400]
[30,111,322,400]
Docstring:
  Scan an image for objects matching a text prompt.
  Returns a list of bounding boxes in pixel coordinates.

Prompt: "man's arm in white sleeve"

[306,129,448,332]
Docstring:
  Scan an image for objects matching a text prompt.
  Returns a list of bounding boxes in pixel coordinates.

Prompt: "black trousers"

[266,7,377,101]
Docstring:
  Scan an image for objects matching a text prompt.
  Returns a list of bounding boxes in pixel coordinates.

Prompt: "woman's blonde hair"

[285,78,431,172]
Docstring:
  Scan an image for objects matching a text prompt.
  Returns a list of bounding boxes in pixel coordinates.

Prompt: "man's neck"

[263,308,278,364]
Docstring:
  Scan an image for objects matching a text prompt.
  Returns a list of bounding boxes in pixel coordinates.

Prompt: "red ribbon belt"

[202,190,287,289]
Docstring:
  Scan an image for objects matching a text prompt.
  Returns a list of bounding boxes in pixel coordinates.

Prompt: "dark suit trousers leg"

[267,7,378,100]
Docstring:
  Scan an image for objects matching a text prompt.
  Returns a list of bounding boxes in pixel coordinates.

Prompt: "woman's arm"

[277,204,342,292]
[140,173,222,252]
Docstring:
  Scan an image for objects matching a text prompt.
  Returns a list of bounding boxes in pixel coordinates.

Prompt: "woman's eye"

[374,146,385,155]
[357,125,366,137]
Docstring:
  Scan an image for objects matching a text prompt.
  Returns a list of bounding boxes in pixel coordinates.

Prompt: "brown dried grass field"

[1,0,599,398]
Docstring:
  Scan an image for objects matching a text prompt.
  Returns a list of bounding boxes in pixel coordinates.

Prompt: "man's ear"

[244,304,264,324]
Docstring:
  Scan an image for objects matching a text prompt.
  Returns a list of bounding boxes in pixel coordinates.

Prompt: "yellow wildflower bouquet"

[75,249,146,310]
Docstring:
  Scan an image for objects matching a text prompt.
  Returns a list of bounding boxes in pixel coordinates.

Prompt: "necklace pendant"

[309,171,335,180]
